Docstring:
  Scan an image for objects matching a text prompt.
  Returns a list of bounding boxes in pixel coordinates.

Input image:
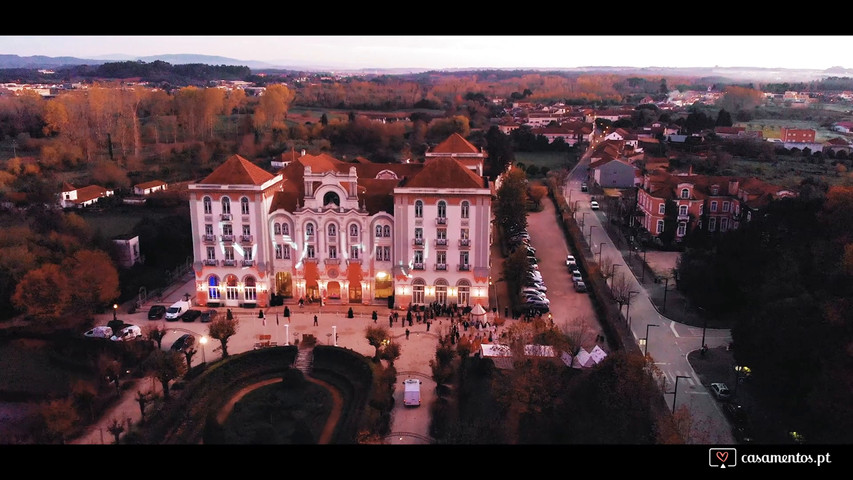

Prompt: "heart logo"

[716,451,729,462]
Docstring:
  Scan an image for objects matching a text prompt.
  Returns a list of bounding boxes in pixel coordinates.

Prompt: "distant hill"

[1,54,853,81]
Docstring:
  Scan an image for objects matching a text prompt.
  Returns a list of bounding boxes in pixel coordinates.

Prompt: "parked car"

[200,309,218,323]
[84,326,113,339]
[147,305,166,320]
[110,325,142,342]
[590,201,599,210]
[574,281,588,292]
[571,271,583,284]
[181,309,202,322]
[170,334,195,353]
[710,382,731,401]
[581,182,588,192]
[722,403,748,427]
[565,254,576,266]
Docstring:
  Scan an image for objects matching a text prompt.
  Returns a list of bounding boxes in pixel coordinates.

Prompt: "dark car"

[170,334,195,353]
[181,309,202,322]
[200,309,218,323]
[147,305,166,320]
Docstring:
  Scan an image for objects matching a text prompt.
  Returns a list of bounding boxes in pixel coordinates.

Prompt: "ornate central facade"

[188,134,493,309]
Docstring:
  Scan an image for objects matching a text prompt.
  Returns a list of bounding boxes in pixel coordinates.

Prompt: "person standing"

[405,328,410,340]
[313,315,318,326]
[284,306,291,322]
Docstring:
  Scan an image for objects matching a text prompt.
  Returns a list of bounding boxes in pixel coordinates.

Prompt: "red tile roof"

[430,133,480,154]
[199,154,275,185]
[402,157,486,189]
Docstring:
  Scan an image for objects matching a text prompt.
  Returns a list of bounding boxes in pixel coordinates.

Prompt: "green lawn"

[514,151,575,174]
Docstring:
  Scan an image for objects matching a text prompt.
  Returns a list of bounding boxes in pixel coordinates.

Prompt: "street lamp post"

[699,306,707,349]
[598,242,607,265]
[626,290,639,327]
[643,323,659,356]
[641,247,647,282]
[588,225,598,251]
[610,263,621,287]
[672,375,690,413]
[581,212,589,228]
[200,336,208,363]
[662,277,670,313]
[112,304,118,321]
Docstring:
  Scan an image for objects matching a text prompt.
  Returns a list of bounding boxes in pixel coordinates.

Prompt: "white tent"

[572,347,596,369]
[589,345,608,364]
[470,304,487,322]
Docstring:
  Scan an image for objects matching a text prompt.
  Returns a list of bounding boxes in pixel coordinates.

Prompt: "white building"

[187,134,492,309]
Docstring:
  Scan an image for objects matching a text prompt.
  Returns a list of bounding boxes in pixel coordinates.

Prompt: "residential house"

[112,234,142,268]
[59,182,114,208]
[133,180,167,196]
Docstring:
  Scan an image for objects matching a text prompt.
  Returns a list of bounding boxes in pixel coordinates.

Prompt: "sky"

[1,35,851,71]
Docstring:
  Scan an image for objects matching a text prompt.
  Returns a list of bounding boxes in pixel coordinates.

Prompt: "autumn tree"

[527,184,547,210]
[148,350,187,400]
[718,86,764,114]
[494,166,528,233]
[365,325,391,363]
[208,314,239,357]
[38,397,80,444]
[11,263,71,323]
[253,83,295,133]
[61,249,120,317]
[426,115,470,142]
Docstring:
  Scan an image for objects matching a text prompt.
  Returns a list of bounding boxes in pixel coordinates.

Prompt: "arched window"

[412,278,425,304]
[241,197,250,214]
[208,275,220,299]
[282,223,289,236]
[680,188,689,199]
[376,225,383,237]
[244,276,257,301]
[323,191,340,207]
[350,224,358,236]
[461,201,469,219]
[437,200,447,219]
[203,196,212,214]
[383,225,391,237]
[306,223,315,237]
[221,197,231,214]
[328,224,336,236]
[415,200,423,218]
[274,223,281,235]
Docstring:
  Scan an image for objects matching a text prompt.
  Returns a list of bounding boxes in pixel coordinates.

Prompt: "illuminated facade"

[188,134,492,308]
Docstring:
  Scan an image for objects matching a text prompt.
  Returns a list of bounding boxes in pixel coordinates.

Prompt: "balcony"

[413,238,424,246]
[436,217,447,225]
[412,263,425,270]
[220,213,232,221]
[240,234,253,244]
[241,259,254,267]
[222,259,236,267]
[347,258,362,264]
[435,238,447,246]
[325,258,341,265]
[457,264,470,271]
[435,263,447,271]
[220,235,235,243]
[203,259,218,266]
[202,234,216,243]
[458,238,471,248]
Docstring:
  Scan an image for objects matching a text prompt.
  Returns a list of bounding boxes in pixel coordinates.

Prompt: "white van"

[84,326,113,339]
[110,325,142,342]
[165,300,191,320]
[403,379,421,407]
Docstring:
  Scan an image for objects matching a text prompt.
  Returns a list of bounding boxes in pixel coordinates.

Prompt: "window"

[680,188,689,199]
[656,220,664,234]
[459,251,469,267]
[222,224,233,236]
[208,276,220,300]
[241,197,249,215]
[461,201,469,218]
[677,222,687,237]
[461,228,469,239]
[658,203,665,215]
[306,223,315,237]
[244,277,256,301]
[412,279,425,304]
[329,246,337,259]
[376,225,383,237]
[457,281,470,306]
[328,224,336,237]
[275,244,282,259]
[224,246,234,260]
[203,196,212,214]
[206,247,216,260]
[283,245,290,259]
[383,225,390,237]
[244,249,253,261]
[436,251,446,266]
[710,201,718,212]
[721,218,729,232]
[414,250,423,264]
[350,224,358,236]
[699,204,704,215]
[383,247,390,261]
[282,223,289,236]
[221,197,231,214]
[415,200,423,218]
[274,223,281,235]
[722,201,730,213]
[242,225,251,236]
[678,205,688,216]
[307,245,315,258]
[437,200,447,218]
[709,217,717,232]
[414,228,423,242]
[376,246,382,259]
[437,229,446,240]
[350,246,359,259]
[205,224,213,235]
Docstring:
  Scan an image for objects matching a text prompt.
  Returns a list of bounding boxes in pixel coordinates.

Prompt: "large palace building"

[187,134,493,309]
